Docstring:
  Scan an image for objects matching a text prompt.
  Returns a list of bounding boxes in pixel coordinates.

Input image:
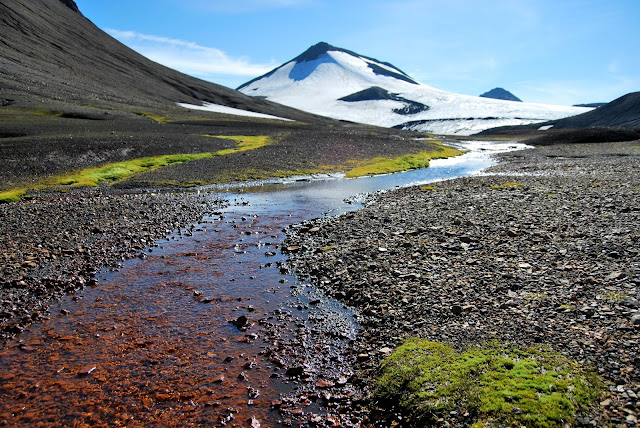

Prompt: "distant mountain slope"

[478,92,640,141]
[520,92,640,132]
[479,88,522,102]
[0,0,331,123]
[573,103,607,108]
[238,42,589,135]
[547,92,640,129]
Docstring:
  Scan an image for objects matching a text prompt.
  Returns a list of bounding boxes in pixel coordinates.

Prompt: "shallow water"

[0,141,525,426]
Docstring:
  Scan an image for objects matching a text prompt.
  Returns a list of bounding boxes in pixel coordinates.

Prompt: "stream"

[0,141,526,426]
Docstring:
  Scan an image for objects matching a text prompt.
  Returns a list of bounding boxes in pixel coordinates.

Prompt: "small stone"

[286,366,305,377]
[631,314,640,326]
[212,375,224,383]
[247,387,260,399]
[271,400,283,408]
[580,306,595,317]
[77,365,96,376]
[316,379,334,388]
[379,347,393,355]
[450,305,463,315]
[500,300,517,309]
[336,376,349,386]
[231,315,250,330]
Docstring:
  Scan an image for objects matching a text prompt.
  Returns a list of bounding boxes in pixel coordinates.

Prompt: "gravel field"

[285,140,640,426]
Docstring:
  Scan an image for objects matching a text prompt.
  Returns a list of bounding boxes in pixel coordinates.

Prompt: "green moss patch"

[490,182,523,190]
[135,111,168,123]
[345,143,463,178]
[202,135,273,154]
[376,339,601,427]
[0,188,29,203]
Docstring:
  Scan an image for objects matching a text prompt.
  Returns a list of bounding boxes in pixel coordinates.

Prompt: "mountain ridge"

[238,42,590,135]
[59,0,80,13]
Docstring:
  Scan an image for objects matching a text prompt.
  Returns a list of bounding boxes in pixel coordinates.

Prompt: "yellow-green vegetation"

[490,182,523,190]
[420,185,437,191]
[202,135,273,154]
[345,143,463,178]
[376,339,601,427]
[29,109,64,118]
[0,135,274,203]
[135,111,168,123]
[603,291,629,302]
[0,188,29,203]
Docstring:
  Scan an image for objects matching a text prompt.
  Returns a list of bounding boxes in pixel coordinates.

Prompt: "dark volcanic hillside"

[0,0,436,193]
[544,91,640,129]
[0,0,331,122]
[479,91,640,143]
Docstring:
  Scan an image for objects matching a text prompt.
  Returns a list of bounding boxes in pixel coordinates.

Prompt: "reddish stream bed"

[0,144,510,426]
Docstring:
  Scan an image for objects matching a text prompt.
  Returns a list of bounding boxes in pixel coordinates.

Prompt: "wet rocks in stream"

[0,190,224,343]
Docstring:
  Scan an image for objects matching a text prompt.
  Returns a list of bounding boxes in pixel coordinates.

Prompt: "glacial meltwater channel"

[0,141,526,426]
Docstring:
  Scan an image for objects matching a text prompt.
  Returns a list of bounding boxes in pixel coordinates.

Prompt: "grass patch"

[344,142,463,178]
[376,339,601,427]
[0,188,28,203]
[51,153,216,187]
[603,291,629,302]
[135,112,168,123]
[490,182,523,190]
[203,135,273,154]
[0,135,274,202]
[29,109,63,118]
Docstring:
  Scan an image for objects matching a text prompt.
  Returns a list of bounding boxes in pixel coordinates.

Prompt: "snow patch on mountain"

[238,43,590,135]
[177,102,294,121]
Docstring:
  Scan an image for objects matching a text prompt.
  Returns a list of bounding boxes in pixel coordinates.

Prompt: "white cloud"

[106,29,276,86]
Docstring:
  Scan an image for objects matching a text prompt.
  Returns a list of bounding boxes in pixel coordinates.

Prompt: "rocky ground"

[0,189,224,343]
[285,140,640,426]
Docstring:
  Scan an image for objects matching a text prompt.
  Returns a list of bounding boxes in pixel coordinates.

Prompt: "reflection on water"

[0,141,523,426]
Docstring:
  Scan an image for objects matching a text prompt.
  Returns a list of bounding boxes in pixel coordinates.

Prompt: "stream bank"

[285,140,640,426]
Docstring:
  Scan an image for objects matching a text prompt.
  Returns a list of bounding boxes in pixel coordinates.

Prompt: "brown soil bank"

[286,140,640,426]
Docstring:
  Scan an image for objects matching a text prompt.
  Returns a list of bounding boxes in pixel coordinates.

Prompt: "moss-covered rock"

[376,339,601,427]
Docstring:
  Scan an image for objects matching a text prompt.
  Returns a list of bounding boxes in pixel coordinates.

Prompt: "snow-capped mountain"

[238,42,591,135]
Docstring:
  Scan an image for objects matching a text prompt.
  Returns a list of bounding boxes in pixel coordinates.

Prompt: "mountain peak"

[59,0,81,13]
[479,88,522,102]
[293,42,337,63]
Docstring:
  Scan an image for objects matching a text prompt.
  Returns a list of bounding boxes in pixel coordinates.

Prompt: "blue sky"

[75,0,639,105]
